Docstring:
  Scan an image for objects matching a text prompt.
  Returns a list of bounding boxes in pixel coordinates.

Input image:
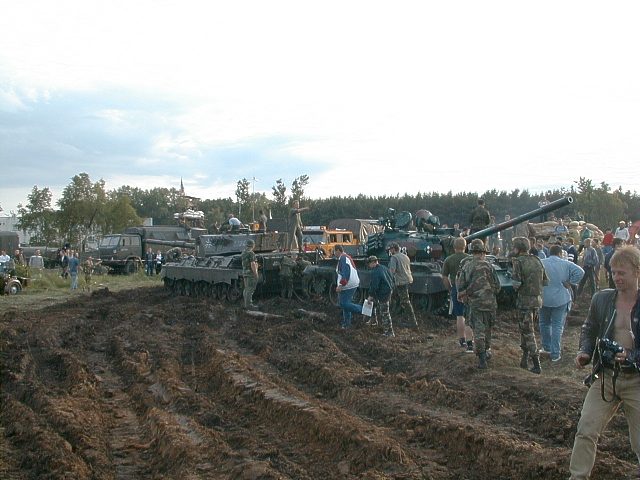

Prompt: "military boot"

[529,356,542,375]
[477,352,488,369]
[520,350,529,369]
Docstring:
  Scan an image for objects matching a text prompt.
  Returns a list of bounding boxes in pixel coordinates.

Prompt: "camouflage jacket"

[469,206,491,230]
[279,256,296,277]
[456,256,500,311]
[511,253,548,309]
[241,249,257,276]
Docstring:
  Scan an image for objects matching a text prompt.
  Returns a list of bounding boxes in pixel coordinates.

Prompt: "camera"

[598,337,624,369]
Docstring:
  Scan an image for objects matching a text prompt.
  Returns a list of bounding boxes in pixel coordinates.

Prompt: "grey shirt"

[389,252,413,286]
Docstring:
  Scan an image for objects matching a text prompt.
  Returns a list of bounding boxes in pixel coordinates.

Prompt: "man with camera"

[569,246,640,479]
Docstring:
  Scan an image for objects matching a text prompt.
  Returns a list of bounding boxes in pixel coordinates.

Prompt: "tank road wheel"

[173,279,185,296]
[163,277,174,291]
[207,282,218,299]
[196,281,208,297]
[227,280,243,303]
[328,285,339,306]
[307,277,328,300]
[217,283,229,302]
[353,287,365,304]
[183,280,195,297]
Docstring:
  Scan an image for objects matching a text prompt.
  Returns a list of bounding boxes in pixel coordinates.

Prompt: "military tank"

[303,196,574,313]
[161,230,314,301]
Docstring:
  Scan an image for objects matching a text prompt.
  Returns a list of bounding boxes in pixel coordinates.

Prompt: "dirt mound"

[1,287,637,479]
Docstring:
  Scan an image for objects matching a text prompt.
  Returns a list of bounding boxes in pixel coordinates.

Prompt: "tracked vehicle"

[303,196,574,313]
[161,231,314,301]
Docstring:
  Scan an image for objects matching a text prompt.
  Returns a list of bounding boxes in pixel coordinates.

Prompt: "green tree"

[235,178,250,219]
[57,173,107,250]
[17,186,59,245]
[102,196,142,233]
[291,174,309,203]
[271,179,288,218]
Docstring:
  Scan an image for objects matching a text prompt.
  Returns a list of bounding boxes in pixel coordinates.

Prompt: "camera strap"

[596,338,621,403]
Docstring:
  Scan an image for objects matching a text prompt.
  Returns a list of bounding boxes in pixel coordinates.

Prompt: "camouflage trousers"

[375,295,394,336]
[517,308,540,358]
[243,275,258,308]
[396,284,417,326]
[468,308,495,353]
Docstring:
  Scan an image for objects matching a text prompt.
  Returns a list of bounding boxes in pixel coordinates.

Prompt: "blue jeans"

[70,272,78,290]
[539,303,569,359]
[338,287,362,328]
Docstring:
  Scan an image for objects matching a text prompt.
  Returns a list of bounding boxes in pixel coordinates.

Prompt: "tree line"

[15,173,640,249]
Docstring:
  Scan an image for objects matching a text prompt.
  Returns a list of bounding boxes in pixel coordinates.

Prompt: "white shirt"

[614,227,629,241]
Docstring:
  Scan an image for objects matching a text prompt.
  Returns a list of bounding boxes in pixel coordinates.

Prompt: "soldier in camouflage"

[241,239,259,309]
[388,242,418,327]
[511,237,548,374]
[468,199,491,234]
[279,254,296,299]
[456,239,500,369]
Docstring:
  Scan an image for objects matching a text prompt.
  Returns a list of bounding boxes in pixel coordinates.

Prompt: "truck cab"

[301,226,358,257]
[99,234,143,274]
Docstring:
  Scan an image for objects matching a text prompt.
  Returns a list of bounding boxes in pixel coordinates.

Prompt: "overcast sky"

[1,1,639,215]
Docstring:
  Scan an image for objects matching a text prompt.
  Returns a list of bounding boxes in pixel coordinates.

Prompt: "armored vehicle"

[303,196,574,313]
[161,231,313,301]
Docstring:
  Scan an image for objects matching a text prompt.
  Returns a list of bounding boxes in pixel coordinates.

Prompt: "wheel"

[217,283,229,302]
[196,281,208,297]
[307,277,328,299]
[6,280,22,295]
[227,280,242,302]
[183,281,194,296]
[163,277,174,291]
[125,260,138,275]
[328,284,339,306]
[353,287,365,304]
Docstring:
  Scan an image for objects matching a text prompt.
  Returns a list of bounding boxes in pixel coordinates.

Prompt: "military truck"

[99,224,207,274]
[300,226,360,257]
[0,232,19,255]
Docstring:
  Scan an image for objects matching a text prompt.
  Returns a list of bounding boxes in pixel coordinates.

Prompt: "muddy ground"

[1,286,638,479]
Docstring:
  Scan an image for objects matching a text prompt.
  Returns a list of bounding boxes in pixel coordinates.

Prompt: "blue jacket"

[368,264,394,300]
[541,255,584,307]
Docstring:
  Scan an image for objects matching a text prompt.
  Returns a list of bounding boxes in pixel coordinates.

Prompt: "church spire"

[180,177,185,195]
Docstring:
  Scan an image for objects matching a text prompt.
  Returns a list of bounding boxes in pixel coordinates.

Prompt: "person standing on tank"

[469,199,491,235]
[288,200,309,252]
[241,239,259,310]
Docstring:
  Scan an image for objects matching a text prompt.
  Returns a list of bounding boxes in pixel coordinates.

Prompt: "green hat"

[468,239,489,253]
[246,239,255,247]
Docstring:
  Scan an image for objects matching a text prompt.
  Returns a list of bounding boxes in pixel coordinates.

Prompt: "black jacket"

[579,288,640,371]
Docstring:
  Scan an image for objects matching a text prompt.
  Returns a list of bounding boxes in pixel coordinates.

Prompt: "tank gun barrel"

[464,196,573,241]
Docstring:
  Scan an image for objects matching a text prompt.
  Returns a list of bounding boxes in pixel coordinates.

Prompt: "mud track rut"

[1,287,637,479]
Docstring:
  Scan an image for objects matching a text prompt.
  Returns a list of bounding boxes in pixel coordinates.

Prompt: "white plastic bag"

[362,299,373,317]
